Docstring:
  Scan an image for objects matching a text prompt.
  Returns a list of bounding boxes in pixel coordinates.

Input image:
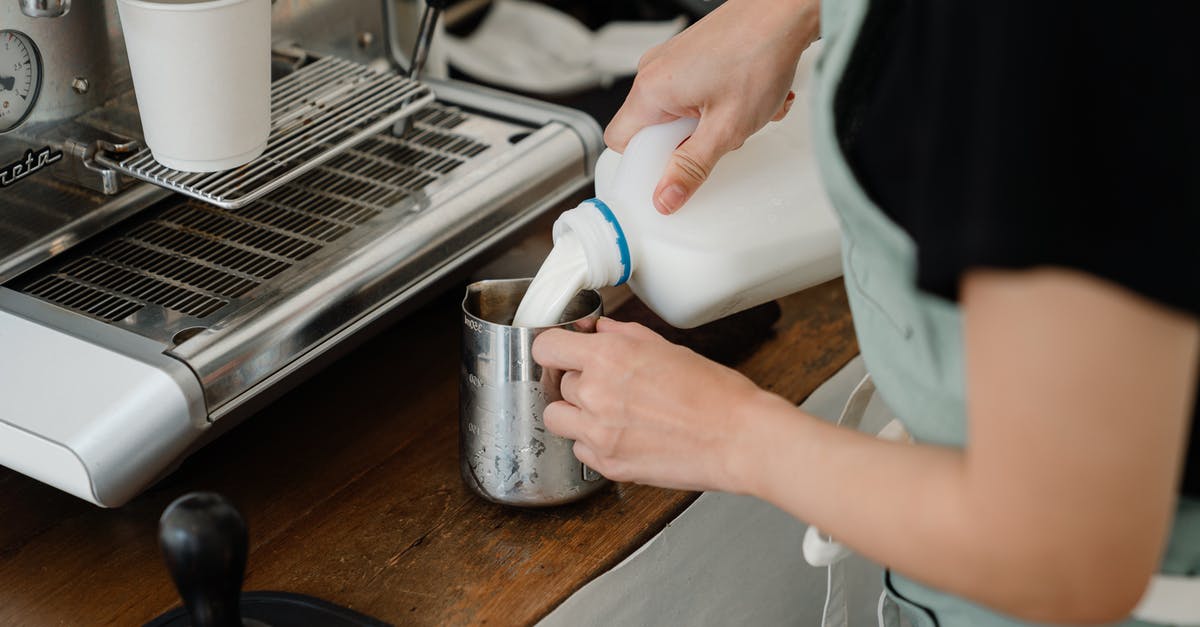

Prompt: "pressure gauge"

[0,30,43,134]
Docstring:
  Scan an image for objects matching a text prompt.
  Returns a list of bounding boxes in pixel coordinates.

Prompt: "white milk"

[516,117,841,329]
[512,231,589,327]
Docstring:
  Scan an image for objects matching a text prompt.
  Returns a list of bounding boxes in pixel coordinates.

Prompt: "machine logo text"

[0,146,63,188]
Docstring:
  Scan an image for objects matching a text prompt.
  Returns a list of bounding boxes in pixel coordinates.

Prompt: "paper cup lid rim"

[117,0,257,12]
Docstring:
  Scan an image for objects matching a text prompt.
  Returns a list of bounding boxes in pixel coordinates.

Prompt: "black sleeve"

[844,1,1200,315]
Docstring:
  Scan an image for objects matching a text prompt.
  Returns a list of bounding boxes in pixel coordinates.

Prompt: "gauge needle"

[0,75,14,91]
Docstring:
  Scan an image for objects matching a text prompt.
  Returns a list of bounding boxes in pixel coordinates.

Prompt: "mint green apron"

[812,1,1200,624]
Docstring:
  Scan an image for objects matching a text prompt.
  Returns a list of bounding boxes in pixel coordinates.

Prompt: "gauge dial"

[0,30,43,134]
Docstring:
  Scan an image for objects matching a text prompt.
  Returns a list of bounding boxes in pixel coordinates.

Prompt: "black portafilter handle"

[158,492,249,627]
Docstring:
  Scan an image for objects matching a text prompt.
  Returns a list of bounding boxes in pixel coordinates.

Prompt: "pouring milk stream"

[513,231,590,327]
[514,117,830,329]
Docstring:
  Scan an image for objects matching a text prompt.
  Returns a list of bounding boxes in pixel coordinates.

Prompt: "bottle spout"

[553,199,631,288]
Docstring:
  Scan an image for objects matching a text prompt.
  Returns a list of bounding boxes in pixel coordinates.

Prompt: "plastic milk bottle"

[514,117,838,329]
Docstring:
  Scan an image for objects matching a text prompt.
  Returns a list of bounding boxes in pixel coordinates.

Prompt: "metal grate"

[18,106,487,324]
[94,56,436,210]
[23,275,144,322]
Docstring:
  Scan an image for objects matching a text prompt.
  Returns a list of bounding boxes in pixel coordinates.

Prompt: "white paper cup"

[116,0,270,173]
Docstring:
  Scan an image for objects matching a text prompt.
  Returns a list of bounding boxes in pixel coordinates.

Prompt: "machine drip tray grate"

[95,55,435,210]
[16,106,488,332]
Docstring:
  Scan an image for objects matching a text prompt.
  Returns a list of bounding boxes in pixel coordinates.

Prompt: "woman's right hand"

[605,0,820,214]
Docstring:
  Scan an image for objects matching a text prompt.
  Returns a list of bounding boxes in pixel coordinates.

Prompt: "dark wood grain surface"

[0,279,856,627]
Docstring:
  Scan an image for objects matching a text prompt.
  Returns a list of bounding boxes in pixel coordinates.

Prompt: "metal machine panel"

[0,288,207,506]
[0,0,605,506]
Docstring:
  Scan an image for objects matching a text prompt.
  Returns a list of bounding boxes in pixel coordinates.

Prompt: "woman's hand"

[605,0,819,214]
[531,317,771,493]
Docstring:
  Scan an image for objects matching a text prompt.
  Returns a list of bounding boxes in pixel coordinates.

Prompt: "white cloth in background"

[443,0,686,95]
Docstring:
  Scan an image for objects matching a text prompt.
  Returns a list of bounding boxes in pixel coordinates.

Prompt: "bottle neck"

[552,198,632,287]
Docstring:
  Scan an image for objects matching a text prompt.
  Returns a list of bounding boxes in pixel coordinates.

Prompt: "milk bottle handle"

[612,118,699,209]
[594,150,621,200]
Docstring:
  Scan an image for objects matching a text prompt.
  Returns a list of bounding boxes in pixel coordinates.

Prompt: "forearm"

[719,0,820,68]
[730,390,1145,623]
[744,0,821,57]
[733,392,975,586]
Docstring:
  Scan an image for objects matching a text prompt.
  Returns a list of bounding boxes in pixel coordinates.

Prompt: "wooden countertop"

[0,278,856,626]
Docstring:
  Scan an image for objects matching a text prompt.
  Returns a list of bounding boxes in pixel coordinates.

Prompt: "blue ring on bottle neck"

[586,198,630,286]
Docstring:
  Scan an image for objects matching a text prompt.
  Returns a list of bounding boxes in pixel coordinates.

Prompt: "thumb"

[653,114,739,215]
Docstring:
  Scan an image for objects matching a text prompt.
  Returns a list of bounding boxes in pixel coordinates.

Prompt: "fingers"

[544,403,610,481]
[770,91,796,122]
[597,317,662,342]
[569,425,625,483]
[653,111,742,214]
[543,400,585,440]
[536,323,648,372]
[604,92,677,154]
[559,370,582,406]
[544,394,606,472]
[635,40,666,72]
[572,441,600,472]
[532,328,597,372]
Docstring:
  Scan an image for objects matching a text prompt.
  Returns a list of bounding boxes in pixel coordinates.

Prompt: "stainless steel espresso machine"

[0,0,602,506]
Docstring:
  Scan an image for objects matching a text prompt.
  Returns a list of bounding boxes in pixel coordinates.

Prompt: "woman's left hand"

[531,317,769,493]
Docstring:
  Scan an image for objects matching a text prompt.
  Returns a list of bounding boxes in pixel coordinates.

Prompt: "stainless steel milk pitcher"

[460,278,608,506]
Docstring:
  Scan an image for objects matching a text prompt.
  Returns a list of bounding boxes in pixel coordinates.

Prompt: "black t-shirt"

[837,1,1200,497]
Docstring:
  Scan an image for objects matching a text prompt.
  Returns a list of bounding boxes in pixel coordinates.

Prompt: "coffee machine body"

[0,0,604,506]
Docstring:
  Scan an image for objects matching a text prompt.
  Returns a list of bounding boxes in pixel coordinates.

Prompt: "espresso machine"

[0,0,603,506]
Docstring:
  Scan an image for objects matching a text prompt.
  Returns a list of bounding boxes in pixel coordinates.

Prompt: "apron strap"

[877,589,903,627]
[807,374,905,627]
[822,559,850,627]
[835,373,875,431]
[805,374,904,568]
